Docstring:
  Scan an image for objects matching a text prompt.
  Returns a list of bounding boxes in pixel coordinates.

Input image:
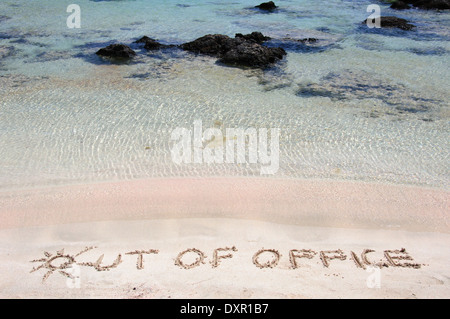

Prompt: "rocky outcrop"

[390,1,411,9]
[235,32,271,44]
[181,33,286,68]
[96,44,136,58]
[364,16,415,30]
[388,0,449,10]
[181,34,237,56]
[219,42,286,68]
[380,16,415,30]
[255,1,278,11]
[94,32,286,68]
[411,0,450,10]
[134,36,174,50]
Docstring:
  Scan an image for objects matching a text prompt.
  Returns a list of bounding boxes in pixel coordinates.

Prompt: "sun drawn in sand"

[30,247,96,282]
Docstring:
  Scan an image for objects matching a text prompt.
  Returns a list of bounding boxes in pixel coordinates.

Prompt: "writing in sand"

[30,246,423,282]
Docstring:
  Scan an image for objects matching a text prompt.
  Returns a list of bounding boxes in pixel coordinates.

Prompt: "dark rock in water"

[271,38,322,52]
[0,46,16,59]
[412,0,450,10]
[219,42,286,68]
[96,44,136,58]
[390,1,411,9]
[363,16,415,30]
[255,1,278,11]
[235,32,271,44]
[296,70,441,117]
[182,32,286,68]
[0,16,11,23]
[32,51,68,63]
[391,0,449,9]
[181,34,237,56]
[134,36,174,50]
[380,16,415,30]
[135,36,156,44]
[284,37,318,43]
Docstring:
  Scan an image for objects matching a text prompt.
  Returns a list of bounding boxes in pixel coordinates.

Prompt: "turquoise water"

[0,0,449,189]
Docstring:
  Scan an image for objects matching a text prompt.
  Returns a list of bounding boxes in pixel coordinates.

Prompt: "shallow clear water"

[0,0,449,189]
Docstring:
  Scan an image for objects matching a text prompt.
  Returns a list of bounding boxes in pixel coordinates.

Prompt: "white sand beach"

[0,178,448,299]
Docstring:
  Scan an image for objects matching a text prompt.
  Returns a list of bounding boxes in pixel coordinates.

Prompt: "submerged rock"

[390,1,411,9]
[412,0,450,10]
[219,42,286,68]
[181,34,237,56]
[235,32,271,44]
[96,44,136,58]
[182,32,286,68]
[386,0,449,10]
[296,70,441,118]
[0,46,15,59]
[363,16,415,30]
[135,36,161,50]
[0,16,11,23]
[283,37,318,43]
[380,16,415,30]
[134,36,174,50]
[255,1,278,11]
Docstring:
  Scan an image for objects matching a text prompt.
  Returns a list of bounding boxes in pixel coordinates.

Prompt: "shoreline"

[2,174,449,193]
[0,177,448,233]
